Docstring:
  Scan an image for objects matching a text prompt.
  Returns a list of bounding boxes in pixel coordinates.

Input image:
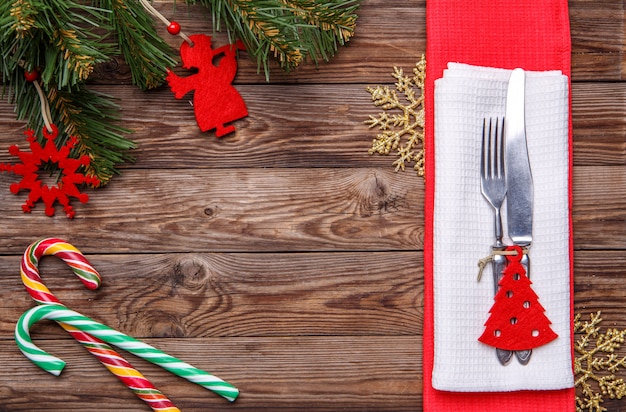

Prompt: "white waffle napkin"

[431,63,574,392]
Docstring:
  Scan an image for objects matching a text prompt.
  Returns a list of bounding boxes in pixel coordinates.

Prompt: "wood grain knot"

[140,310,187,338]
[172,256,212,293]
[353,172,404,217]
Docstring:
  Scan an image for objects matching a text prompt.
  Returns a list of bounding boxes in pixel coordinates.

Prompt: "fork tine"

[498,117,506,178]
[481,118,487,179]
[486,117,495,179]
[491,117,502,178]
[489,118,495,178]
[484,117,505,180]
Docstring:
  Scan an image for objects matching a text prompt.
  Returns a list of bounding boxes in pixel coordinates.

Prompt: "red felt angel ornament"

[167,34,248,137]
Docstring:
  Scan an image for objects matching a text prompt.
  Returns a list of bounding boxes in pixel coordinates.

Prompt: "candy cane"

[20,238,181,411]
[21,238,101,304]
[15,304,240,402]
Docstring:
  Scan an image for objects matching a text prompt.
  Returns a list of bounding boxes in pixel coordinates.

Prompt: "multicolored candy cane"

[20,238,180,411]
[15,304,240,402]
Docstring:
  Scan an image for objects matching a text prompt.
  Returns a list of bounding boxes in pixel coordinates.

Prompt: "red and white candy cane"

[21,238,180,412]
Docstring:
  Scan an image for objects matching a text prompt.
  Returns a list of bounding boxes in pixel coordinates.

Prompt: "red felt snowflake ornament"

[0,124,100,218]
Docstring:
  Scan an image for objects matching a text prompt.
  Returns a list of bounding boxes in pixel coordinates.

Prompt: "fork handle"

[491,245,513,365]
[494,209,504,247]
[491,245,507,294]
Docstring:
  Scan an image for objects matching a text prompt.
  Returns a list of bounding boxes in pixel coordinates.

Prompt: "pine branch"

[5,0,37,37]
[5,69,133,186]
[98,0,178,90]
[187,0,359,79]
[2,0,116,89]
[47,85,135,186]
[1,0,180,186]
[283,0,359,59]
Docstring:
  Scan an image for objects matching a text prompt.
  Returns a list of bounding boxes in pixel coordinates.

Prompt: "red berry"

[167,21,181,35]
[24,69,39,82]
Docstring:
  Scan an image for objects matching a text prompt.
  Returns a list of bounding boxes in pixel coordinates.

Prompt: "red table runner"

[423,0,574,410]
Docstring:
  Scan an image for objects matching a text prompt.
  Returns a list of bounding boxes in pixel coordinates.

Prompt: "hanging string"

[138,0,194,46]
[19,61,54,133]
[32,80,54,134]
[476,246,528,281]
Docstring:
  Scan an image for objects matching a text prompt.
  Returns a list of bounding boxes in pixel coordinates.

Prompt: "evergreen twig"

[47,85,135,185]
[0,0,176,185]
[100,0,178,89]
[188,0,359,80]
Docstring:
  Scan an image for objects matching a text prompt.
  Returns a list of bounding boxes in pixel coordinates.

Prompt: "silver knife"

[505,68,533,365]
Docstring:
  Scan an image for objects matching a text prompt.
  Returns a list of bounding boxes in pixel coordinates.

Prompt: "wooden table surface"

[0,1,624,410]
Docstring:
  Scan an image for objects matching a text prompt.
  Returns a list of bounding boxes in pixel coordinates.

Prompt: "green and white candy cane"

[15,304,239,402]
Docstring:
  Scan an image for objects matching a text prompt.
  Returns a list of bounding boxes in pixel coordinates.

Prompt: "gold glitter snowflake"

[575,311,626,412]
[365,55,426,177]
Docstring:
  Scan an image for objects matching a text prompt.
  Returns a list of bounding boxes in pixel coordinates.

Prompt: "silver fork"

[480,117,506,249]
[480,117,513,365]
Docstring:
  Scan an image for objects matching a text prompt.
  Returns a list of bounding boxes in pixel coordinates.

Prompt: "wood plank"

[101,81,626,169]
[0,168,423,254]
[570,0,626,81]
[0,336,422,411]
[572,83,626,166]
[0,163,623,253]
[2,81,622,170]
[0,251,421,338]
[574,250,626,326]
[3,334,626,411]
[1,247,624,338]
[573,165,626,249]
[85,84,405,170]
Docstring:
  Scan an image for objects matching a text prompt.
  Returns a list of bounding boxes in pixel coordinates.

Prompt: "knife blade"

[505,68,533,365]
[505,68,533,247]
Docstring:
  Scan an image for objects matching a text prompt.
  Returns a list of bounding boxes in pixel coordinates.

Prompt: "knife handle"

[511,247,532,365]
[520,251,530,279]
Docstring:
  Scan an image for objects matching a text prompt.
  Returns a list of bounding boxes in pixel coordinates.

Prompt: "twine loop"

[477,246,529,281]
[139,0,194,46]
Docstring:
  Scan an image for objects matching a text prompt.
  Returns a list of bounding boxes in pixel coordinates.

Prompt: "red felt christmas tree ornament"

[0,124,100,218]
[167,34,248,138]
[478,245,558,351]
